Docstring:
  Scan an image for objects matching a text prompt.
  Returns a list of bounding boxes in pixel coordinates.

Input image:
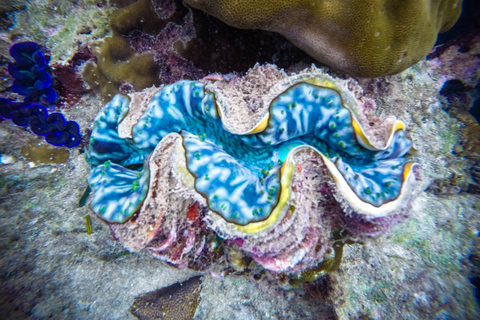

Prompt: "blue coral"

[0,42,82,148]
[0,98,81,147]
[8,42,57,105]
[87,80,414,225]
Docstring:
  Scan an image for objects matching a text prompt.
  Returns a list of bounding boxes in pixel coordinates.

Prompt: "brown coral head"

[184,0,463,77]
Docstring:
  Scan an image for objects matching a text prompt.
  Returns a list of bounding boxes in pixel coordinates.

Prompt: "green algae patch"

[85,215,92,235]
[390,197,469,274]
[7,1,114,63]
[21,143,69,164]
[289,241,346,287]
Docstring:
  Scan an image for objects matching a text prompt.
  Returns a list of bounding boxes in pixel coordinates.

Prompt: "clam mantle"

[85,67,418,274]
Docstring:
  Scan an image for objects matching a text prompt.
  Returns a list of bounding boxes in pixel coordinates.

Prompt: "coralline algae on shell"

[86,66,418,274]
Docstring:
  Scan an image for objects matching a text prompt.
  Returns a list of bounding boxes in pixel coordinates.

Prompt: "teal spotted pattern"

[88,160,149,223]
[87,81,413,224]
[182,131,281,224]
[86,95,149,167]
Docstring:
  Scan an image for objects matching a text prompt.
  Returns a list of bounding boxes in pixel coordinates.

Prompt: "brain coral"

[85,65,418,280]
[183,0,462,77]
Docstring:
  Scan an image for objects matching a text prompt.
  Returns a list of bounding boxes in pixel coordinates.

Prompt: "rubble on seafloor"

[0,0,479,319]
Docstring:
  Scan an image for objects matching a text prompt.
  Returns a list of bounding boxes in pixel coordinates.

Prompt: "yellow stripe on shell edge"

[402,162,415,182]
[233,145,416,233]
[247,114,270,134]
[352,118,406,151]
[304,77,337,90]
[323,157,417,218]
[173,129,416,234]
[234,157,294,233]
